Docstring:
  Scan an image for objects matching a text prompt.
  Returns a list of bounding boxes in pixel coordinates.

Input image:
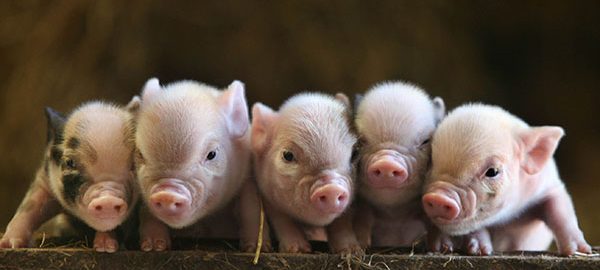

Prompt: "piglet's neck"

[511,159,562,214]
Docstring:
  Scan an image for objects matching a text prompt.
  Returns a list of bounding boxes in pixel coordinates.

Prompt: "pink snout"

[367,159,408,188]
[149,191,191,218]
[88,196,127,219]
[422,193,460,221]
[310,184,349,215]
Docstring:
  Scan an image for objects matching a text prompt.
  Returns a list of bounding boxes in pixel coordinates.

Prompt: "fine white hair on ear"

[334,93,351,108]
[126,95,141,113]
[141,78,161,102]
[520,126,565,175]
[250,102,277,154]
[432,97,446,124]
[219,80,249,138]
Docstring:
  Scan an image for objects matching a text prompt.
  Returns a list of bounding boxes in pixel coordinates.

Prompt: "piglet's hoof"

[0,235,30,249]
[240,240,273,253]
[278,240,311,253]
[94,231,118,253]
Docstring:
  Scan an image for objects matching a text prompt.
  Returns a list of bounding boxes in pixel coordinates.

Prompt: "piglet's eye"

[485,167,500,178]
[282,151,295,162]
[65,159,76,170]
[206,151,217,161]
[420,138,431,146]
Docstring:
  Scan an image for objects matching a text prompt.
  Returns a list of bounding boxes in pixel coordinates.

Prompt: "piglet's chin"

[86,216,125,232]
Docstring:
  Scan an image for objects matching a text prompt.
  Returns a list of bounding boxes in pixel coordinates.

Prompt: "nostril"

[174,202,182,208]
[154,202,162,208]
[427,202,434,208]
[337,194,347,202]
[444,205,451,212]
[392,171,400,177]
[95,205,103,211]
[114,205,122,212]
[374,169,381,176]
[319,195,327,203]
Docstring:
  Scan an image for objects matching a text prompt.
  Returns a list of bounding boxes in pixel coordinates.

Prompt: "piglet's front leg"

[542,186,591,256]
[139,206,171,251]
[238,181,272,252]
[265,202,310,253]
[327,209,363,256]
[464,228,492,256]
[352,202,374,250]
[0,179,61,248]
[426,225,455,254]
[93,230,118,253]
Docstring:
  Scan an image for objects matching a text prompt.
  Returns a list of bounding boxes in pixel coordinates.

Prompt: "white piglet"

[350,82,444,249]
[422,104,592,256]
[132,78,265,252]
[251,93,357,253]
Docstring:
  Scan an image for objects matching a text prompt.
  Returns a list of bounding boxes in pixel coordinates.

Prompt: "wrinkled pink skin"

[133,78,268,252]
[251,93,356,253]
[332,82,445,253]
[423,104,591,256]
[0,103,137,253]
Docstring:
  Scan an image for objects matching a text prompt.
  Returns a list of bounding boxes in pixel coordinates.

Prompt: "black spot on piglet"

[66,137,80,150]
[44,107,66,144]
[50,146,63,166]
[63,172,86,204]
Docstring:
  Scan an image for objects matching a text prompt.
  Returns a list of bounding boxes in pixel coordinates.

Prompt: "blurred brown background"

[0,1,598,244]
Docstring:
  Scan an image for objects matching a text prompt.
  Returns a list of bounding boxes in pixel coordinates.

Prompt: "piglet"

[340,82,444,252]
[132,78,266,252]
[251,93,357,253]
[0,102,138,253]
[422,103,592,256]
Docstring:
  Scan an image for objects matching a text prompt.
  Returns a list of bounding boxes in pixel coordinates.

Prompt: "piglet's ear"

[432,97,445,125]
[141,78,161,102]
[335,92,353,120]
[219,80,249,138]
[251,103,278,155]
[44,107,66,144]
[126,95,141,113]
[520,126,565,175]
[335,93,351,108]
[354,94,364,111]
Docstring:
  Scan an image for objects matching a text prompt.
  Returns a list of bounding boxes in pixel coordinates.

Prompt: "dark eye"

[65,158,76,170]
[420,138,431,147]
[282,151,295,162]
[206,151,217,161]
[485,167,500,178]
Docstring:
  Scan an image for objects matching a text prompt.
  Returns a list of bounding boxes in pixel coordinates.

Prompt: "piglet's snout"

[88,195,127,219]
[422,192,460,221]
[367,158,408,188]
[310,183,349,215]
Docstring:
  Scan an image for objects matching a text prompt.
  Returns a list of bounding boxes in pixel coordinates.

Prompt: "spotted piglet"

[422,104,592,256]
[0,102,138,252]
[251,93,357,253]
[132,78,266,252]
